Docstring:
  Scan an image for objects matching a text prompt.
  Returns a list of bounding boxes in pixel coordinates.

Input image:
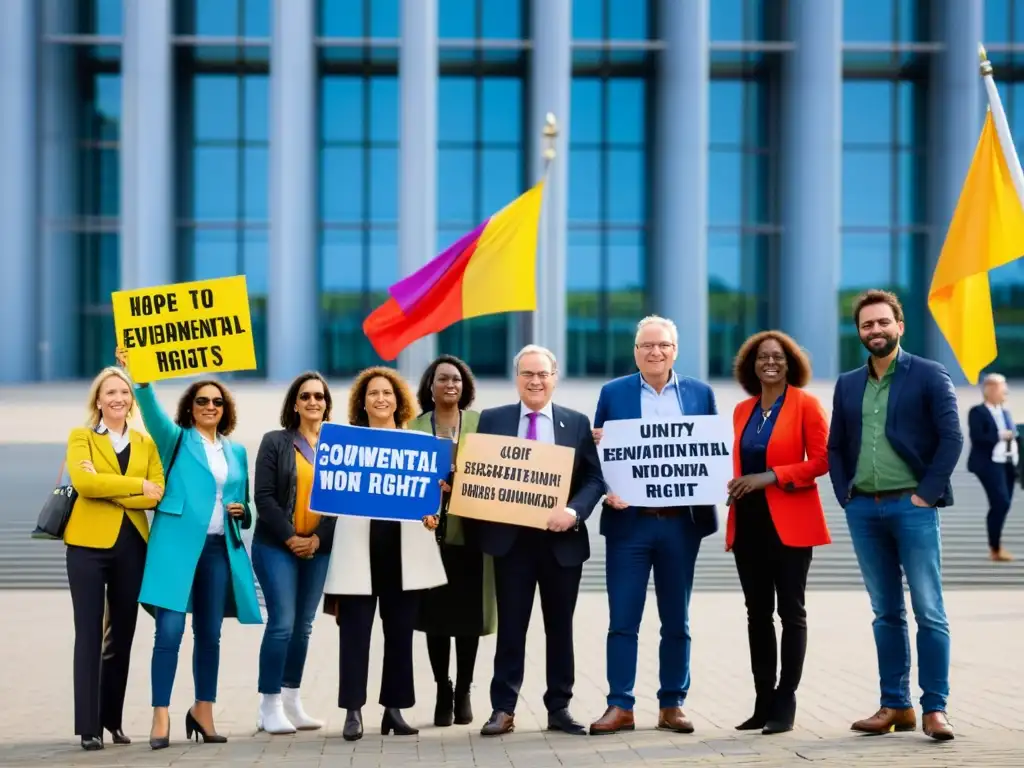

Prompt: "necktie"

[526,411,538,441]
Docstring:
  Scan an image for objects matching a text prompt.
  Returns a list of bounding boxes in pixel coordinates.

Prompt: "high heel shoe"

[736,688,775,731]
[185,709,228,744]
[381,708,419,736]
[762,691,796,735]
[80,735,103,751]
[107,727,130,745]
[434,678,455,727]
[343,709,363,741]
[454,684,473,725]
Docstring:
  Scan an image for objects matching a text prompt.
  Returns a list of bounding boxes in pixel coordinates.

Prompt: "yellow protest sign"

[111,275,256,382]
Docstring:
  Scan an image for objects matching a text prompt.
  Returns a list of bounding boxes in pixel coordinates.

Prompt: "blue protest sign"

[309,423,453,522]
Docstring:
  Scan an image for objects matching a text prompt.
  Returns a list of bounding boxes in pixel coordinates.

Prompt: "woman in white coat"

[322,366,447,742]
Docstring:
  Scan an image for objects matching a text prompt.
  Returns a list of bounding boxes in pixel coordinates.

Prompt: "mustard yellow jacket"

[63,426,164,549]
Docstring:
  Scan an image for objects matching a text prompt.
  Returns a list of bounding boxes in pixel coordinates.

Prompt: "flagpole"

[532,112,558,351]
[978,43,1024,202]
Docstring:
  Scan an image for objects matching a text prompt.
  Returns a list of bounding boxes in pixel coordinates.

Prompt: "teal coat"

[135,384,263,625]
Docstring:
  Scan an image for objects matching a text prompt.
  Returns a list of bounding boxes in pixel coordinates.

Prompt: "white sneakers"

[257,693,296,734]
[281,687,324,730]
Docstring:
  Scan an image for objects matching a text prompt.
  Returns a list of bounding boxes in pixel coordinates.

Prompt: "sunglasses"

[298,391,325,402]
[194,396,224,407]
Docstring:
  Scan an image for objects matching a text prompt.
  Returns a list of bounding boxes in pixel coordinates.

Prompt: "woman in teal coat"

[117,349,262,750]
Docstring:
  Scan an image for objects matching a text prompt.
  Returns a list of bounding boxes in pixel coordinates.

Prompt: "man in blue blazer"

[587,316,718,737]
[967,373,1018,562]
[828,290,962,741]
[474,345,605,738]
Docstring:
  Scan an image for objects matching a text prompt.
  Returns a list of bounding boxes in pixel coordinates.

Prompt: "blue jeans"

[151,535,230,707]
[252,540,330,694]
[604,511,701,710]
[845,494,950,713]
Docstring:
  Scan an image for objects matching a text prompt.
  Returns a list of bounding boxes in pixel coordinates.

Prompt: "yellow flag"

[928,109,1024,384]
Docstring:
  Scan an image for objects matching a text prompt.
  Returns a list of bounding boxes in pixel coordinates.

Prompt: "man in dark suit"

[828,289,962,741]
[967,373,1017,562]
[475,344,604,737]
[587,315,717,736]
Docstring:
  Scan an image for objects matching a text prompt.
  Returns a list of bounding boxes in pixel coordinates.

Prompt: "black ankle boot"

[434,679,455,727]
[735,688,775,731]
[453,683,473,725]
[762,690,796,734]
[343,709,363,741]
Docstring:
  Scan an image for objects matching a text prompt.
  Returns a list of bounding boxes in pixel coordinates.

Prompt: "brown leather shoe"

[480,710,514,736]
[657,707,694,734]
[923,711,954,740]
[851,707,916,734]
[589,706,635,735]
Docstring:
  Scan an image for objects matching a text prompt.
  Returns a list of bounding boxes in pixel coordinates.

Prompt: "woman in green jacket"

[412,354,496,728]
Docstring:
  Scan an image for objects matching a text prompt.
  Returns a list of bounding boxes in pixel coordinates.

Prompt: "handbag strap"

[165,432,184,481]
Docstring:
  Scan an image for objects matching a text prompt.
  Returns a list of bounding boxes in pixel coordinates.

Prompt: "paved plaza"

[3,588,1023,767]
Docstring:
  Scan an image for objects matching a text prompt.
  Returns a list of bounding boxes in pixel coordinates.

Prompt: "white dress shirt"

[97,421,130,454]
[201,433,229,535]
[986,403,1019,466]
[518,401,555,443]
[639,372,684,419]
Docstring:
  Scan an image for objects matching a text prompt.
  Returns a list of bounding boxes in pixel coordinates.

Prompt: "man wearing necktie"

[473,345,604,737]
[967,373,1018,562]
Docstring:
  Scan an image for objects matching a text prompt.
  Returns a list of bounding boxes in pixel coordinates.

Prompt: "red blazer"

[725,386,832,551]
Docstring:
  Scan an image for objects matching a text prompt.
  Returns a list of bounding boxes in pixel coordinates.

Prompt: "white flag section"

[598,416,733,507]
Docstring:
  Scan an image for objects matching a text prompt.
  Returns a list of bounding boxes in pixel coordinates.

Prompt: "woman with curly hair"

[725,332,831,736]
[115,348,261,750]
[409,354,496,727]
[322,366,447,742]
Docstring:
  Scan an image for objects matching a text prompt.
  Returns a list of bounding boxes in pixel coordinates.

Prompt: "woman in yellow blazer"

[64,365,165,751]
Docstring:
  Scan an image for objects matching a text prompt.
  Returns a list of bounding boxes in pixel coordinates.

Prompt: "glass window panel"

[192,146,240,220]
[481,149,521,215]
[708,149,742,225]
[440,0,477,37]
[321,228,365,291]
[369,147,398,222]
[194,76,240,141]
[481,0,522,38]
[567,228,601,291]
[985,0,1009,44]
[572,0,602,39]
[437,148,475,222]
[190,229,242,280]
[568,147,601,222]
[844,0,894,41]
[370,77,399,143]
[570,79,602,145]
[321,77,364,144]
[606,228,644,291]
[708,230,742,292]
[609,0,648,40]
[897,149,924,226]
[95,0,122,36]
[842,150,893,225]
[439,77,477,144]
[708,230,767,376]
[242,228,269,294]
[481,78,522,144]
[321,147,365,221]
[194,0,240,36]
[88,232,120,300]
[437,225,471,255]
[991,253,1024,377]
[368,227,398,290]
[840,232,892,290]
[243,0,270,36]
[370,0,399,36]
[896,81,918,147]
[897,0,919,42]
[709,81,743,147]
[607,79,645,145]
[606,149,645,223]
[843,82,892,145]
[244,76,269,141]
[82,147,120,218]
[1010,84,1024,145]
[243,146,268,220]
[321,0,363,37]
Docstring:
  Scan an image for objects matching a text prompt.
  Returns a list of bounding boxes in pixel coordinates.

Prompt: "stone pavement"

[3,589,1024,767]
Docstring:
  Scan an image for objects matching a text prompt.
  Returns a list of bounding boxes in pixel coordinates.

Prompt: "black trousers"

[335,589,420,710]
[65,517,146,736]
[732,498,812,696]
[490,532,582,714]
[976,461,1016,550]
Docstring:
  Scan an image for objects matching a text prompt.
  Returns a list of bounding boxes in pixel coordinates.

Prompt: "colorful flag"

[363,181,545,361]
[928,56,1024,384]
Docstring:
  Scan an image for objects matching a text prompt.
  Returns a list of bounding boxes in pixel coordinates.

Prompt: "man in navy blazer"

[828,290,962,741]
[474,345,604,738]
[967,373,1018,561]
[587,316,718,737]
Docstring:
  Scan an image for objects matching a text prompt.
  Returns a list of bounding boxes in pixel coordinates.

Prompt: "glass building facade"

[3,0,1024,384]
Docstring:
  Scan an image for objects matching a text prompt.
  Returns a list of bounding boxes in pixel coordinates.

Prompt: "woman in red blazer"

[725,330,831,736]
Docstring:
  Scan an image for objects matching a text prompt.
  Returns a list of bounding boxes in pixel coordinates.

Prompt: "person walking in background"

[412,354,496,728]
[726,331,831,735]
[967,373,1017,562]
[322,367,447,742]
[827,290,962,741]
[64,366,164,750]
[588,316,718,737]
[252,372,338,734]
[117,349,262,750]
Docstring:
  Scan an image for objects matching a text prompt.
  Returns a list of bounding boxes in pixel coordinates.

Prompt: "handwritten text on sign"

[449,433,575,529]
[310,423,452,522]
[598,416,733,507]
[111,275,256,382]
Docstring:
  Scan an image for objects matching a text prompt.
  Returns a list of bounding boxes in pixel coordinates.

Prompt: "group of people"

[61,287,967,751]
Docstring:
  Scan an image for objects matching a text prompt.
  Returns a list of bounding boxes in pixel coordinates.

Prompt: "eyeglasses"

[518,370,553,380]
[636,342,675,352]
[194,396,224,407]
[298,391,325,401]
[756,354,786,364]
